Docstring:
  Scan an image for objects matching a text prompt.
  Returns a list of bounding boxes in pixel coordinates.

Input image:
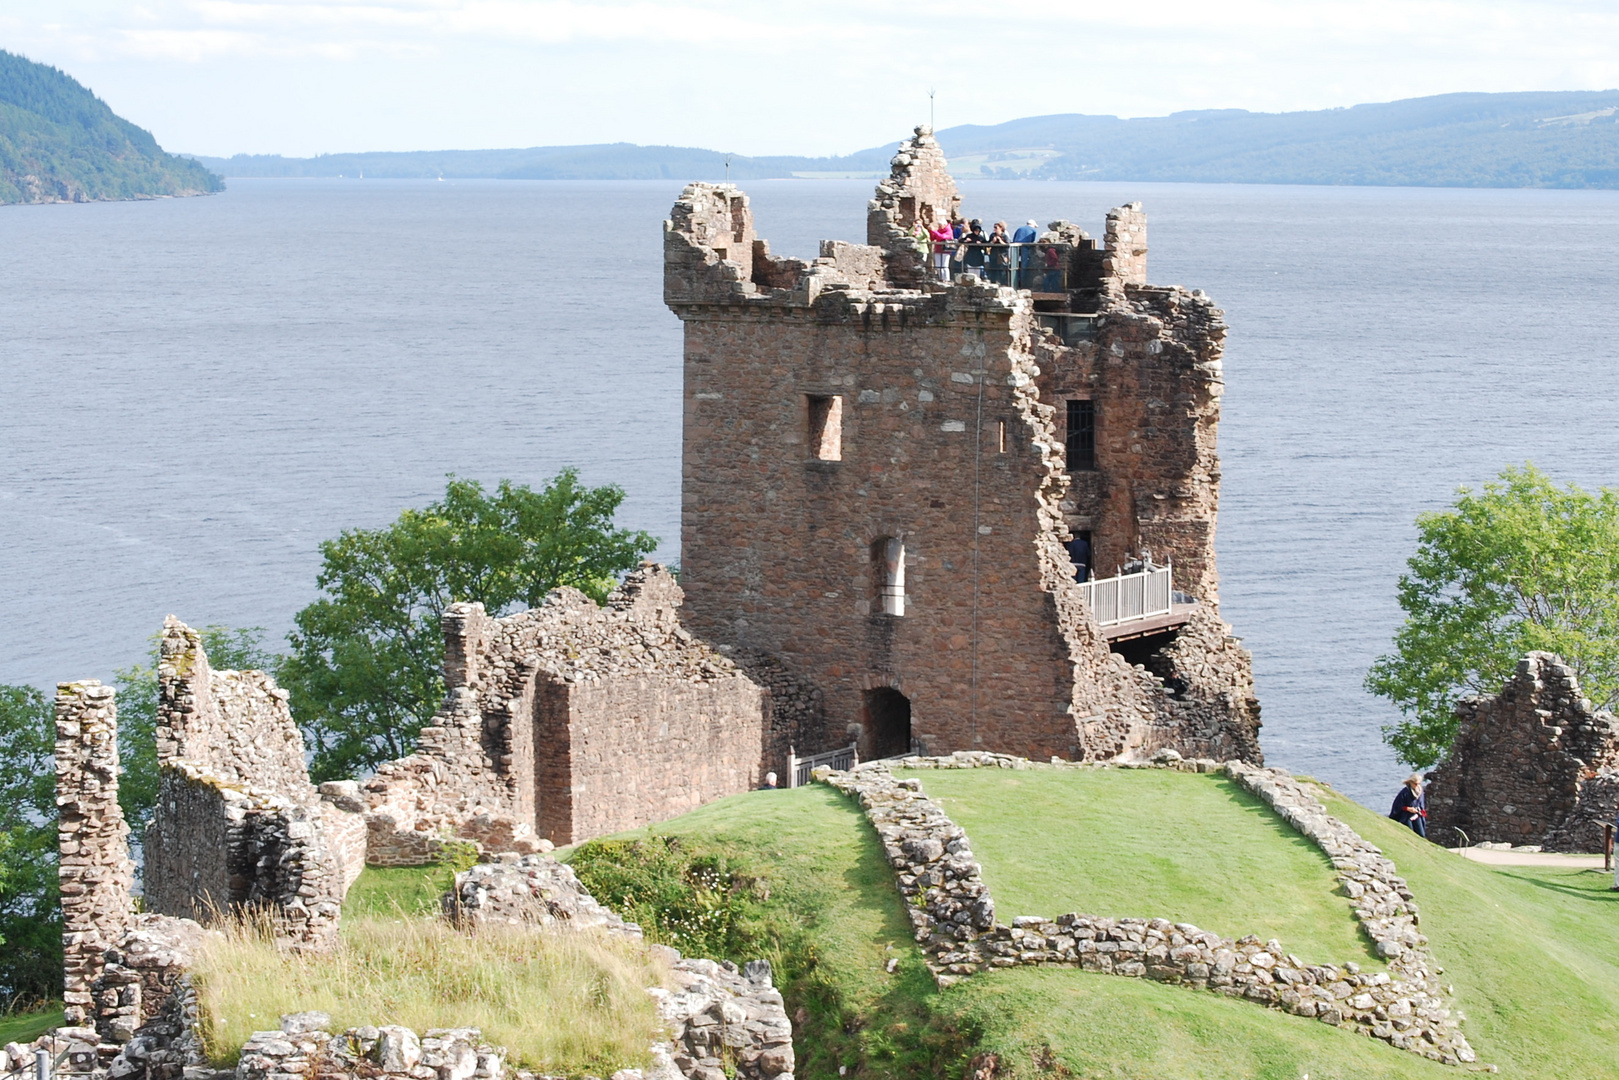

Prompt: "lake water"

[3,177,1617,809]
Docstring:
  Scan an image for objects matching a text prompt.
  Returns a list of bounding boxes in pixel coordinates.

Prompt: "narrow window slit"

[807,395,843,461]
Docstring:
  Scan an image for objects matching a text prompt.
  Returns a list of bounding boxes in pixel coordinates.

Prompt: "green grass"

[339,767,1619,1078]
[900,767,1376,966]
[562,785,972,1078]
[561,781,1473,1080]
[1316,784,1619,1078]
[342,864,457,918]
[0,1007,62,1045]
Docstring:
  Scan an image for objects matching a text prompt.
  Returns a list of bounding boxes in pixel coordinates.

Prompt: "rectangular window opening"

[808,395,843,461]
[1066,399,1096,471]
[997,420,1007,453]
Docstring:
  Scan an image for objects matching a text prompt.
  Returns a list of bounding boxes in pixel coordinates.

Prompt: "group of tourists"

[922,217,1065,289]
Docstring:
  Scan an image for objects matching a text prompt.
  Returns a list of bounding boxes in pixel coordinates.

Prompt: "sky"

[4,0,1619,158]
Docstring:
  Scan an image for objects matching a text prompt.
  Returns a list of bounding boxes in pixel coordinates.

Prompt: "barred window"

[1066,399,1096,471]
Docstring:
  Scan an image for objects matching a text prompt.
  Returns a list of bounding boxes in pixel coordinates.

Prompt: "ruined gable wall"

[56,680,135,1032]
[676,284,1098,762]
[1427,652,1619,850]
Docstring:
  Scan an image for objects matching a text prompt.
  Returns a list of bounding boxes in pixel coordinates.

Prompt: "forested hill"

[0,50,222,205]
[197,90,1619,189]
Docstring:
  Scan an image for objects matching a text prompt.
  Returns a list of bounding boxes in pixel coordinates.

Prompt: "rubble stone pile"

[443,854,643,937]
[226,957,795,1080]
[647,958,795,1080]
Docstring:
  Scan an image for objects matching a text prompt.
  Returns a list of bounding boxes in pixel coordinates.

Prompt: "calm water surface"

[3,177,1616,808]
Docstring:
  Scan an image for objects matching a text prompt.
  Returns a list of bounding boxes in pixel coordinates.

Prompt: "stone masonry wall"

[538,673,764,846]
[54,680,213,1075]
[1426,651,1619,851]
[667,125,1260,767]
[365,565,769,855]
[56,680,136,1033]
[145,618,356,949]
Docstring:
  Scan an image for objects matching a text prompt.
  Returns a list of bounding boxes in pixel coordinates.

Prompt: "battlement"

[665,127,1150,320]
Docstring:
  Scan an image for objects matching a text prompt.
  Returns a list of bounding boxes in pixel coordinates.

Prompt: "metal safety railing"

[788,743,857,788]
[1077,564,1174,628]
[930,242,1074,292]
[3,1042,69,1080]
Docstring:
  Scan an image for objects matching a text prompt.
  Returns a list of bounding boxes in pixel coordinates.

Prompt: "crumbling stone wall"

[54,680,213,1075]
[667,125,1260,767]
[56,680,136,1033]
[144,618,357,949]
[1427,652,1619,851]
[365,565,768,853]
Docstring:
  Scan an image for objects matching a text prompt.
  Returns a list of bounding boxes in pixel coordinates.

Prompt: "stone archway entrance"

[863,687,912,760]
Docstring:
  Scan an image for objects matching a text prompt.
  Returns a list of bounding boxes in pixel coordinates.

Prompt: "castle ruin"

[666,126,1260,767]
[46,128,1270,1074]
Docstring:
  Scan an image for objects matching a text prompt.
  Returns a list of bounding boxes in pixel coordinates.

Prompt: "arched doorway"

[864,687,912,760]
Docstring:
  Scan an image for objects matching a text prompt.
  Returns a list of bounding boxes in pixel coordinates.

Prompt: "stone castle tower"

[665,127,1261,766]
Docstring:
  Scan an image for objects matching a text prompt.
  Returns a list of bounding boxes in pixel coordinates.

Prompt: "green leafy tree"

[0,683,62,1005]
[114,626,278,841]
[280,471,657,782]
[1367,464,1619,769]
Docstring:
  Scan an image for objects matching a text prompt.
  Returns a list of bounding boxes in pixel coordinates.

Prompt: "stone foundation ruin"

[1426,651,1619,852]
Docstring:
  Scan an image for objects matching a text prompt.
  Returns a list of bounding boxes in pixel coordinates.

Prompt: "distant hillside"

[0,50,222,205]
[197,90,1619,189]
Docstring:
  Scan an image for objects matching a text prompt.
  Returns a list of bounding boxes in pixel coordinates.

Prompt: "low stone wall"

[1427,652,1619,851]
[824,754,1477,1067]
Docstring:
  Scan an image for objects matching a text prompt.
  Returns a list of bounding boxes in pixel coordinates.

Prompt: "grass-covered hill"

[558,766,1619,1080]
[0,50,222,205]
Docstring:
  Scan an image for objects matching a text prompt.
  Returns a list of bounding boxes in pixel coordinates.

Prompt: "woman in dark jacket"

[962,220,989,277]
[1390,774,1427,837]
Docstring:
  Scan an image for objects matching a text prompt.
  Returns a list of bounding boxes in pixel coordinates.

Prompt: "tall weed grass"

[190,914,669,1076]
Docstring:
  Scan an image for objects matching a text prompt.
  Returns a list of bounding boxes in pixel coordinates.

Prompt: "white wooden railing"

[788,743,858,788]
[1077,564,1174,627]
